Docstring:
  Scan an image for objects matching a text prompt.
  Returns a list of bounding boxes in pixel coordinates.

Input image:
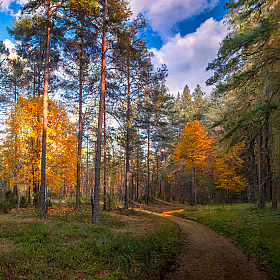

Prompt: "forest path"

[132,202,273,280]
[162,213,272,280]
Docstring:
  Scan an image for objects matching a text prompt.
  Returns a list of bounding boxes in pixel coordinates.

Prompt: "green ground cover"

[0,205,181,279]
[175,203,280,279]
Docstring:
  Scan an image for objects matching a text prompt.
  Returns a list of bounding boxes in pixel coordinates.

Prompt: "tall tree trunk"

[264,116,271,203]
[272,130,280,209]
[136,146,139,201]
[76,30,84,210]
[86,135,89,197]
[146,122,150,205]
[92,0,107,224]
[156,149,159,197]
[258,133,265,209]
[39,0,51,217]
[103,108,107,210]
[125,64,130,209]
[247,139,257,203]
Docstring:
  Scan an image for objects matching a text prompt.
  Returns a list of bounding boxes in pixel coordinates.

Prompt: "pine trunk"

[136,147,139,201]
[125,65,130,209]
[146,122,150,205]
[76,31,84,210]
[39,0,51,217]
[258,133,265,209]
[92,0,107,224]
[103,109,107,210]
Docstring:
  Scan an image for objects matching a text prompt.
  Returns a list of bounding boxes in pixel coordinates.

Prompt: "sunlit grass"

[175,203,280,279]
[0,204,181,279]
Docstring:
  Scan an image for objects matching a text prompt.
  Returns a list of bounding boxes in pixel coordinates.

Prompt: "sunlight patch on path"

[161,209,185,217]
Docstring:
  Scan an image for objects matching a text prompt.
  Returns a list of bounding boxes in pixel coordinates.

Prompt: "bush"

[20,196,29,208]
[0,190,17,213]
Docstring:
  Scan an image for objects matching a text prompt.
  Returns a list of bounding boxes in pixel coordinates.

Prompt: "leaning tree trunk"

[39,0,51,217]
[92,0,107,224]
[76,30,84,211]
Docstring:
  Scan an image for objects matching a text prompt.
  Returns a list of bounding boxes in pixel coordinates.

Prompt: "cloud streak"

[151,18,228,95]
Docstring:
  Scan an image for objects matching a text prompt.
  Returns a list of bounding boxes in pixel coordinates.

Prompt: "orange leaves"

[171,120,247,195]
[173,120,212,171]
[214,145,247,194]
[0,96,77,194]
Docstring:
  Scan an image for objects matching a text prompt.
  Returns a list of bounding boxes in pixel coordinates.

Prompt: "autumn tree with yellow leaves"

[173,120,212,206]
[214,145,247,202]
[0,96,77,204]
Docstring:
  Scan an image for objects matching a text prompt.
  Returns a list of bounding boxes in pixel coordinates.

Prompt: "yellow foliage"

[0,96,77,194]
[173,120,212,171]
[214,145,247,194]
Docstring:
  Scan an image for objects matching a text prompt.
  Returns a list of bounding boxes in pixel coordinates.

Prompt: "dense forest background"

[0,0,279,221]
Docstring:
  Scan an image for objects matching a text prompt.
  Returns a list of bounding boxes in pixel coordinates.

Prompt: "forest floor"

[0,202,181,279]
[132,201,277,280]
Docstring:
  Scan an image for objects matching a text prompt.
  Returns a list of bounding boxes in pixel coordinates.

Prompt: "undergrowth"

[0,206,181,279]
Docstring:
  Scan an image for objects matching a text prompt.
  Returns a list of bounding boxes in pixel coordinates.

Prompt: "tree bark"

[192,166,197,206]
[76,29,84,210]
[92,0,107,224]
[125,63,130,209]
[258,133,265,209]
[39,0,51,218]
[136,147,139,201]
[103,108,107,210]
[86,135,89,197]
[146,122,150,205]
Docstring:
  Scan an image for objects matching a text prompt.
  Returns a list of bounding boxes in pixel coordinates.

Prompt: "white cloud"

[1,0,13,11]
[16,0,28,4]
[3,39,17,58]
[151,18,228,96]
[0,0,28,16]
[129,0,219,41]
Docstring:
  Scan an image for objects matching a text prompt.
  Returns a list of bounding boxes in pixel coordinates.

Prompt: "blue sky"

[0,0,229,95]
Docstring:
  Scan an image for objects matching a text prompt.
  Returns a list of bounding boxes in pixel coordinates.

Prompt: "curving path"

[163,214,273,280]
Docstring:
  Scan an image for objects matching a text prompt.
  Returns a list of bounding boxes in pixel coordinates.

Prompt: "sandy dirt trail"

[163,214,273,280]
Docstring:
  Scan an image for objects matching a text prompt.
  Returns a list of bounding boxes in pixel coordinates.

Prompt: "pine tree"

[207,0,280,209]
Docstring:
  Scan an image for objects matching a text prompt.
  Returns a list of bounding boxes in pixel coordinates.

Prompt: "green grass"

[0,205,181,279]
[175,203,280,279]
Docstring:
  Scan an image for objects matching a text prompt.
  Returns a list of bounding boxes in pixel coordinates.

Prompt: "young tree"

[0,96,77,202]
[214,145,247,202]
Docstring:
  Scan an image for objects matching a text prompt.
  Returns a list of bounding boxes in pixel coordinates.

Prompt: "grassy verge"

[0,205,181,279]
[175,203,280,279]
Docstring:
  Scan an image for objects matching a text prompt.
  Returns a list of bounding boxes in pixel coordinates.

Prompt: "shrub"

[0,190,16,213]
